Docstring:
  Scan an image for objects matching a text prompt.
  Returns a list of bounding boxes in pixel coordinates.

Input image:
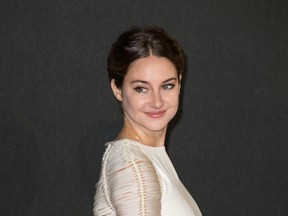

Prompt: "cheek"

[170,96,180,117]
[122,95,146,114]
[165,93,179,106]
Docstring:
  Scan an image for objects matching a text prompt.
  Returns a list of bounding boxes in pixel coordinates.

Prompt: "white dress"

[93,139,202,216]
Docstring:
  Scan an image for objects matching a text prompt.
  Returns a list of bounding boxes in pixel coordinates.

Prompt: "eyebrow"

[130,77,177,85]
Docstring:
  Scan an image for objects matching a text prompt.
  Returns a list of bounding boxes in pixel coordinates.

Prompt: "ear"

[178,74,182,90]
[178,74,182,83]
[111,79,123,101]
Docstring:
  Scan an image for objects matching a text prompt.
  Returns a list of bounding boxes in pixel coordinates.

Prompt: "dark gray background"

[1,0,287,215]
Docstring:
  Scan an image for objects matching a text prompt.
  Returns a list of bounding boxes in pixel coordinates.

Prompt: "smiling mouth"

[145,110,166,118]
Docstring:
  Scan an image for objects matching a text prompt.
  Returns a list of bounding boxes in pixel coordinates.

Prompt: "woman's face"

[111,55,181,135]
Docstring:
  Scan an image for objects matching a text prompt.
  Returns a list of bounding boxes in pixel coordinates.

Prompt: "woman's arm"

[104,143,162,216]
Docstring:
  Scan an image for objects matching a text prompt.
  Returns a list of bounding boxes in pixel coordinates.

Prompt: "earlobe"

[110,79,123,101]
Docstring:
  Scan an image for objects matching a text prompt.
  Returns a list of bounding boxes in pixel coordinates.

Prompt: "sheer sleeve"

[93,141,162,216]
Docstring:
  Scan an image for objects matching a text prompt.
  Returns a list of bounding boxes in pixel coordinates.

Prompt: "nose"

[150,91,163,109]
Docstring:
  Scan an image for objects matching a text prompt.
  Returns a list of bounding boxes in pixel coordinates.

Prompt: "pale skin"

[111,55,181,147]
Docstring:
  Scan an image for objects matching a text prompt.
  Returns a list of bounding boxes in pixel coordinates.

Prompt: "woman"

[93,26,202,216]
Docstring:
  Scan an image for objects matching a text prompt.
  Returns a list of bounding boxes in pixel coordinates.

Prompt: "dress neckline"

[114,138,166,149]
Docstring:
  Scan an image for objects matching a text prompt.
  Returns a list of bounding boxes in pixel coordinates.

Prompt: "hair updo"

[107,26,185,88]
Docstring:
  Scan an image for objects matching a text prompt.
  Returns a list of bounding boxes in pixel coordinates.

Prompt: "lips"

[145,110,166,118]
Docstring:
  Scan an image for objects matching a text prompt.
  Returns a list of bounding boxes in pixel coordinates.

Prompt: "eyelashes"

[133,83,175,93]
[134,86,147,93]
[162,83,175,90]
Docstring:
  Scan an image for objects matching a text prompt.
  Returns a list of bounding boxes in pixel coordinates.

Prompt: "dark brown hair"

[107,26,185,88]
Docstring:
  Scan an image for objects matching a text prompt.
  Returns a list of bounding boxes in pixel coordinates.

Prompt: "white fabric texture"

[93,139,202,216]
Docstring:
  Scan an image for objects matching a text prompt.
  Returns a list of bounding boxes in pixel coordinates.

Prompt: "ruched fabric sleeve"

[93,142,162,216]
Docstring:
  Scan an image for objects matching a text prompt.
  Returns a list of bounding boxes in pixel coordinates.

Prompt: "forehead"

[126,56,177,80]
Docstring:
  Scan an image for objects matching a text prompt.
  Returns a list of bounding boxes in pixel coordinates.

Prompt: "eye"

[162,83,175,90]
[134,86,148,93]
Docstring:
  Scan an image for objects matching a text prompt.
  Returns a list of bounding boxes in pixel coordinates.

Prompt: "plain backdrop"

[1,0,287,215]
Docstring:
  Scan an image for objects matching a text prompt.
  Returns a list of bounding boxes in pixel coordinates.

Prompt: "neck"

[117,119,166,147]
